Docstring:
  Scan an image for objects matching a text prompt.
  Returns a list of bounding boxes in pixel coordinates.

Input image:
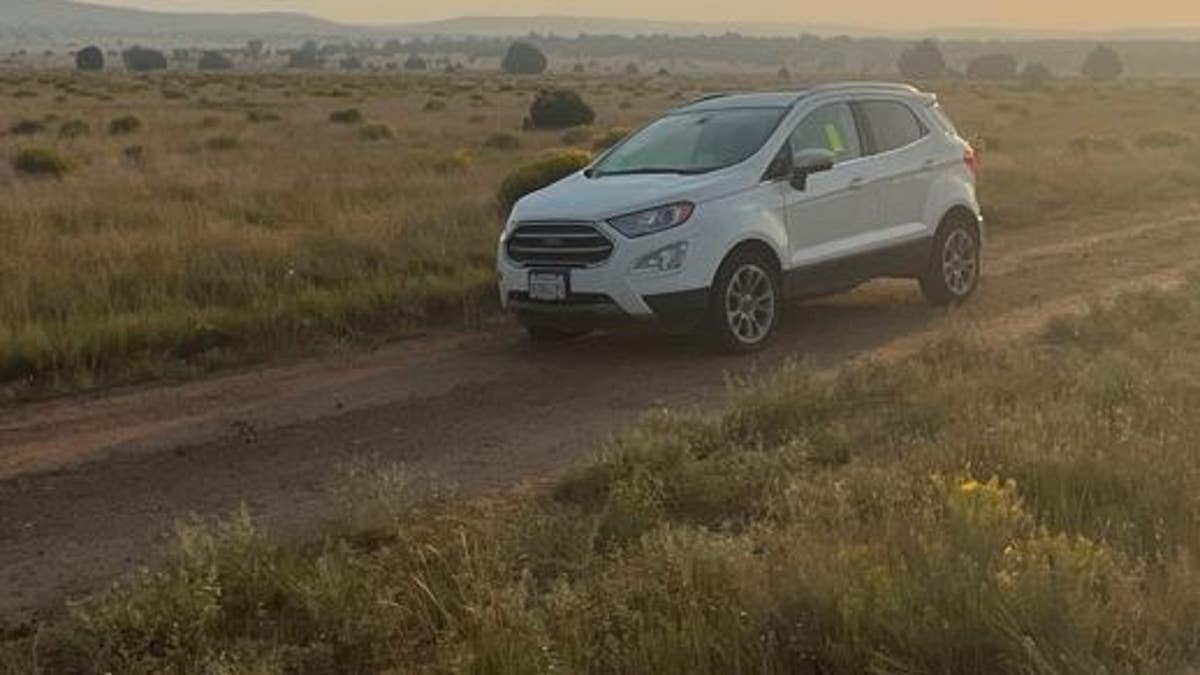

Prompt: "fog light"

[633,241,689,273]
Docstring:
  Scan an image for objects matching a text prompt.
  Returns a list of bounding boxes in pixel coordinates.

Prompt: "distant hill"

[394,15,1200,42]
[0,0,350,44]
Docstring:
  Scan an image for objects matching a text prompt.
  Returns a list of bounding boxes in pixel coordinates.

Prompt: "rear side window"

[859,101,926,153]
[789,102,862,164]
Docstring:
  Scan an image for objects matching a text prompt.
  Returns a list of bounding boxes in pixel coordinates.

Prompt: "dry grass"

[1,71,1199,400]
[7,279,1200,673]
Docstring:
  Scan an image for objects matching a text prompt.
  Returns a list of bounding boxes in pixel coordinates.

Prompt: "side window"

[789,103,862,164]
[860,101,926,153]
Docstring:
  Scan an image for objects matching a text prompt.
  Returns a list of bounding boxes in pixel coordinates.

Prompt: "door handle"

[848,176,866,190]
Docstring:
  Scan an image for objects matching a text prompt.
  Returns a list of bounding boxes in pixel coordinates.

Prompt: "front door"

[781,101,882,295]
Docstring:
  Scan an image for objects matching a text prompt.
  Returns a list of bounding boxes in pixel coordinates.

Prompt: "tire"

[919,215,981,307]
[706,247,781,353]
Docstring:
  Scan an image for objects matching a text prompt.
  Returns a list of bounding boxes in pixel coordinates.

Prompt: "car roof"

[672,82,925,114]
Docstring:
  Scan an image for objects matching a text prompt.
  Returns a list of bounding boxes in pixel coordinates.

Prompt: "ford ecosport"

[498,82,982,351]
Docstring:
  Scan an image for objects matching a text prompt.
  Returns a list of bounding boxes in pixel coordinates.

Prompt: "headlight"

[607,202,694,238]
[633,241,689,273]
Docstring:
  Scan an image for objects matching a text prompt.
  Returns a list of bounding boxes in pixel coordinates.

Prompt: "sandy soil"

[2,200,1198,625]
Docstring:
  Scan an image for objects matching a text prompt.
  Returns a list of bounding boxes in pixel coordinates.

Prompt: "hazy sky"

[85,0,1200,30]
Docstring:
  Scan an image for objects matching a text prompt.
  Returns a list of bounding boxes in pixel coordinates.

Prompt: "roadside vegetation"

[2,71,1199,401]
[4,278,1200,673]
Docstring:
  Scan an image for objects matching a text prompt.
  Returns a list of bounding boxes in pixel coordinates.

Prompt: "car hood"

[509,169,748,224]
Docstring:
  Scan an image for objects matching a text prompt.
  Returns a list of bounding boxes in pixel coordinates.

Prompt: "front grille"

[506,222,613,268]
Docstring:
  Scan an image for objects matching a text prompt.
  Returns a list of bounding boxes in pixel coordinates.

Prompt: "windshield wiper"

[594,166,719,177]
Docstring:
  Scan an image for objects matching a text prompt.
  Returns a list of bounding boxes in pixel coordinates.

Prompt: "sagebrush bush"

[10,118,45,135]
[1137,130,1192,149]
[246,109,281,123]
[358,123,395,141]
[108,114,142,135]
[12,147,74,177]
[528,89,596,130]
[496,148,592,212]
[560,126,593,145]
[57,120,90,138]
[432,149,473,174]
[482,132,520,151]
[329,108,363,124]
[204,135,239,151]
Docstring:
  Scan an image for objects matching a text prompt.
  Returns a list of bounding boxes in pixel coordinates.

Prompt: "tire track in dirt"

[1,201,1198,625]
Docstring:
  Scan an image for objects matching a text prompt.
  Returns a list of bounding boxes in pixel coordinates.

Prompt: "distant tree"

[572,62,585,73]
[897,39,947,80]
[246,39,264,59]
[121,46,167,72]
[624,62,640,75]
[502,42,548,75]
[777,66,791,80]
[75,45,104,72]
[966,53,1018,80]
[1020,62,1054,88]
[340,56,363,70]
[1082,45,1123,81]
[287,40,323,69]
[197,51,234,71]
[404,55,427,71]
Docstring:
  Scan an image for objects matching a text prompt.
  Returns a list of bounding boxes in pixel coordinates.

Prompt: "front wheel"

[706,248,781,353]
[920,216,981,306]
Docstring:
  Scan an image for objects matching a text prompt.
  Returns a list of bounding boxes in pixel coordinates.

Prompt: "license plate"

[528,271,568,301]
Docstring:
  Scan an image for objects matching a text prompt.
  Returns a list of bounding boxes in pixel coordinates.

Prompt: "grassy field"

[6,277,1200,673]
[2,71,1200,401]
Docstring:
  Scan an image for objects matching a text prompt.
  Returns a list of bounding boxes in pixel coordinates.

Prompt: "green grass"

[7,280,1200,674]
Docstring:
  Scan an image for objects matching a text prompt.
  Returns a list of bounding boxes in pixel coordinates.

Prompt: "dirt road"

[2,201,1198,625]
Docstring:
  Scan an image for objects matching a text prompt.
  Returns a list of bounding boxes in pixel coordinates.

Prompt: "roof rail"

[685,91,733,105]
[805,81,921,95]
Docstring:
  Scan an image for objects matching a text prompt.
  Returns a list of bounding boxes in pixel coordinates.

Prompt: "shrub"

[10,119,45,135]
[1082,45,1123,82]
[329,108,363,124]
[246,110,281,123]
[497,149,592,212]
[624,62,640,75]
[1137,130,1192,150]
[424,98,447,112]
[123,145,146,163]
[592,127,631,151]
[358,123,395,141]
[1020,62,1054,88]
[432,149,473,174]
[121,46,167,72]
[58,120,90,138]
[502,41,548,75]
[204,136,239,151]
[340,56,363,71]
[404,55,428,71]
[109,115,142,135]
[966,53,1018,80]
[75,45,104,72]
[1067,136,1125,154]
[197,50,234,71]
[482,132,520,151]
[897,39,947,80]
[528,89,596,130]
[12,147,74,177]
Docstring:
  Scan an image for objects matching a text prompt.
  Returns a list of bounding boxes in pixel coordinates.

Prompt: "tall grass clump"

[9,282,1200,673]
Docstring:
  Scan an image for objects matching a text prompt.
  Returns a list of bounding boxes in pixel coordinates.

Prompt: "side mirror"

[790,148,837,191]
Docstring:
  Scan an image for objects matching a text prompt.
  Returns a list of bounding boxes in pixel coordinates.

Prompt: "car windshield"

[591,107,787,177]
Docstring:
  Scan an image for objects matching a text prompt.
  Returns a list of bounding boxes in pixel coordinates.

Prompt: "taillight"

[964,143,980,179]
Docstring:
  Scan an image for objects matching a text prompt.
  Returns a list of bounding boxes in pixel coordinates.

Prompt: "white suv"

[498,82,982,351]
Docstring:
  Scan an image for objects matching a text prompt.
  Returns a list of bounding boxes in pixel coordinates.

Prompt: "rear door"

[855,100,935,239]
[781,101,882,284]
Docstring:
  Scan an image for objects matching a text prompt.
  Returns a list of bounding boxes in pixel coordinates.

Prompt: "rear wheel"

[707,248,780,353]
[920,215,981,306]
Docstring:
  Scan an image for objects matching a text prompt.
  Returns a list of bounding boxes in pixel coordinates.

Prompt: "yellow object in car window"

[824,123,846,154]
